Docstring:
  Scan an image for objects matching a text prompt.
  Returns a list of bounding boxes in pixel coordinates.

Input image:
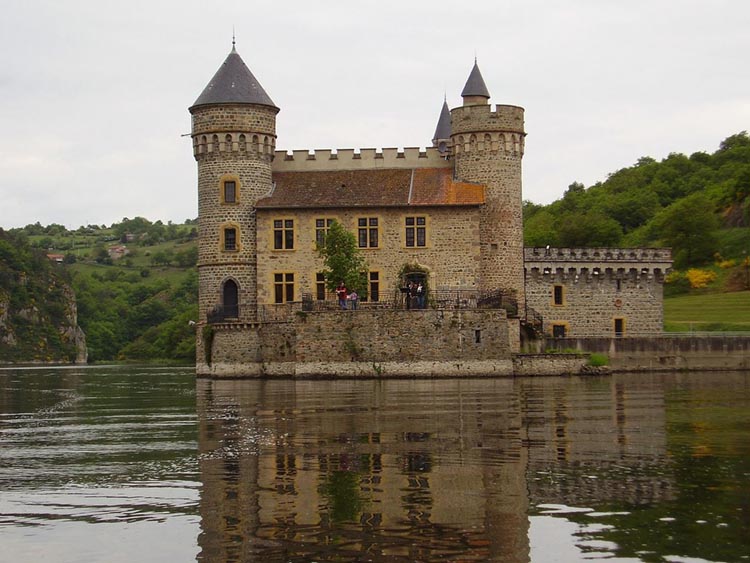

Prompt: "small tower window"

[553,285,564,306]
[223,180,236,203]
[223,227,237,251]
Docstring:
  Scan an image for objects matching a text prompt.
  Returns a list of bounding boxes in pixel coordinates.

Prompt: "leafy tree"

[556,211,623,247]
[524,209,559,246]
[651,193,719,267]
[316,220,368,294]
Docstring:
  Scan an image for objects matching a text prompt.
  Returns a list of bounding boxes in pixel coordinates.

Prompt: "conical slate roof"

[191,46,276,110]
[432,99,451,141]
[460,60,491,99]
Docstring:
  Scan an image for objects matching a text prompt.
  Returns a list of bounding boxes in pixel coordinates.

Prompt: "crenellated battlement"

[451,104,525,134]
[524,247,672,263]
[524,247,673,281]
[271,146,452,172]
[193,131,277,160]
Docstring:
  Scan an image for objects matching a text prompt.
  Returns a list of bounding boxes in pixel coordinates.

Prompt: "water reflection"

[2,368,748,562]
[195,377,674,562]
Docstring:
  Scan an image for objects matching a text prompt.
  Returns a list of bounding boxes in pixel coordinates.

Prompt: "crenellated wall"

[524,247,672,337]
[272,146,451,172]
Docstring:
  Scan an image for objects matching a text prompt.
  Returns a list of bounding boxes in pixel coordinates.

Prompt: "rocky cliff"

[0,231,87,364]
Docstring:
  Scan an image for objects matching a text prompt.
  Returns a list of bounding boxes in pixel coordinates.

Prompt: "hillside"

[6,218,197,363]
[0,229,86,363]
[2,132,749,364]
[524,132,750,276]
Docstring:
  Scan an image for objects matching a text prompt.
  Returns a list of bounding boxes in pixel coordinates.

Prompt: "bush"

[686,268,717,289]
[588,353,609,367]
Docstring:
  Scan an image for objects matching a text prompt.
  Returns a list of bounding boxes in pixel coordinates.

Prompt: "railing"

[255,289,519,323]
[206,304,239,324]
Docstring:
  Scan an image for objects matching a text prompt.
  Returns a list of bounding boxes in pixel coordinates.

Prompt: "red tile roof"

[257,168,485,209]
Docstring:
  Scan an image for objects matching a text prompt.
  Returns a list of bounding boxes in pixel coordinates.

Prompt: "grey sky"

[1,0,748,229]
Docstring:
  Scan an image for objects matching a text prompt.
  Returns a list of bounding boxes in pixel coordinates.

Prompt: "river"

[0,366,748,562]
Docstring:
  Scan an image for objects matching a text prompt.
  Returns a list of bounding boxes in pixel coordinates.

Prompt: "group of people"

[334,280,426,310]
[404,280,426,309]
[335,281,358,310]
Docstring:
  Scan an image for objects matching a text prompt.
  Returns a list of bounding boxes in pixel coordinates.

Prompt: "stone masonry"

[524,247,672,337]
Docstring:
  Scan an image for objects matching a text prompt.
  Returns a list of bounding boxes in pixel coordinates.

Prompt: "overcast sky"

[1,0,748,229]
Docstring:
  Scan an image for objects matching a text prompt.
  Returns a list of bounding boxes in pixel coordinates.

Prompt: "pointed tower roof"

[460,60,491,100]
[191,45,277,110]
[432,98,451,142]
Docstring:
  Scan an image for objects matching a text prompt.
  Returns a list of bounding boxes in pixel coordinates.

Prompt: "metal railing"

[254,288,520,323]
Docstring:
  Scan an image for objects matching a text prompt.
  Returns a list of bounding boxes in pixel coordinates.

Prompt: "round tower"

[450,61,526,310]
[190,43,279,324]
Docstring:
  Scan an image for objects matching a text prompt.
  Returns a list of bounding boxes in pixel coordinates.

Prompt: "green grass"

[664,290,750,331]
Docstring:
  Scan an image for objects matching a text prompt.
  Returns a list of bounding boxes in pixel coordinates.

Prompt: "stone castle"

[190,43,671,378]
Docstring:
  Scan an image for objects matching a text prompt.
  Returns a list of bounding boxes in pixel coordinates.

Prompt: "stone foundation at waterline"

[196,309,516,378]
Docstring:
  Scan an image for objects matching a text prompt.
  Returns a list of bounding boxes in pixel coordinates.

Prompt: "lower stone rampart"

[547,336,750,372]
[196,309,513,378]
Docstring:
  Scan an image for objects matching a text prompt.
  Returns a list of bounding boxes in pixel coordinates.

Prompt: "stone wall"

[524,247,672,337]
[547,336,750,372]
[451,103,525,311]
[196,309,513,378]
[255,206,482,304]
[192,104,278,323]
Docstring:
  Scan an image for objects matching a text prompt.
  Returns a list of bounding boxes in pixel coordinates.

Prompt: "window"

[405,216,426,247]
[358,217,379,248]
[553,284,564,306]
[223,227,237,251]
[315,272,327,301]
[315,218,335,247]
[274,273,295,303]
[368,271,379,302]
[273,219,294,250]
[552,324,567,338]
[223,180,236,203]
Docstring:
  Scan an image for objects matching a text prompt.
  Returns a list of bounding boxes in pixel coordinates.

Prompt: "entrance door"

[614,318,625,338]
[223,280,239,318]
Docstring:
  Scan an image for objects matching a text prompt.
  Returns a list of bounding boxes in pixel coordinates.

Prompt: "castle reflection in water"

[195,377,670,562]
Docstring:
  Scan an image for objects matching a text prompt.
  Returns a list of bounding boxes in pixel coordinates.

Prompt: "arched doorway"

[222,279,239,318]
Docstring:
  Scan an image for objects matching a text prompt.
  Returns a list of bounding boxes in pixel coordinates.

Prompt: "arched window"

[211,134,219,152]
[239,134,246,151]
[225,134,233,151]
[222,279,239,318]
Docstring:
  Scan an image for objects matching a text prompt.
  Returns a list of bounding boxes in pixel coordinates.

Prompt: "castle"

[190,44,671,378]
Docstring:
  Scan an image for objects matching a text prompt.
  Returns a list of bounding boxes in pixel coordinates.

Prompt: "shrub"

[588,353,609,367]
[685,268,717,289]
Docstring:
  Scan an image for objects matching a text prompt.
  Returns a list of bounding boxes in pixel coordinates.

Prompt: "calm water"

[0,367,748,563]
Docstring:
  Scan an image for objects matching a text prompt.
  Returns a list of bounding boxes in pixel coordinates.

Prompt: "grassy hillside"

[664,291,750,332]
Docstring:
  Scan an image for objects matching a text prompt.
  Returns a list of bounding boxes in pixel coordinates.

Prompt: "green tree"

[652,193,719,267]
[556,211,623,247]
[317,220,368,294]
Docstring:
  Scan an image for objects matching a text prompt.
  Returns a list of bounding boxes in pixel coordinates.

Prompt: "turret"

[190,43,279,324]
[431,97,452,155]
[450,61,526,310]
